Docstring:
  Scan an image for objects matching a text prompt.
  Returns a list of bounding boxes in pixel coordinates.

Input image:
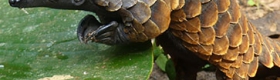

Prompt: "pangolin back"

[96,0,280,79]
[94,0,280,79]
[163,0,280,79]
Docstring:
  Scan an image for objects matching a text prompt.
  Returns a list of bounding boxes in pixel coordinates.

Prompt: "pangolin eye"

[72,0,85,6]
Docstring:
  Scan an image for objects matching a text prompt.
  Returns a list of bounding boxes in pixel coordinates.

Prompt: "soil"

[150,0,280,80]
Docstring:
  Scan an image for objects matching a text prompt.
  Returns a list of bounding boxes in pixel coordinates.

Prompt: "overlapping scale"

[200,1,218,27]
[215,0,230,13]
[213,36,229,55]
[214,12,231,38]
[183,0,201,18]
[129,2,151,24]
[108,0,280,79]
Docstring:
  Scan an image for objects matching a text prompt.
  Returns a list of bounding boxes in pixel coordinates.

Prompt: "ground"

[149,0,280,80]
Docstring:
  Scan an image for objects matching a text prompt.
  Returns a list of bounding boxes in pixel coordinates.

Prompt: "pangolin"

[9,0,280,79]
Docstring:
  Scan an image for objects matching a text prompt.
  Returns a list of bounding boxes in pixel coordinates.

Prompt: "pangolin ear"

[72,0,85,6]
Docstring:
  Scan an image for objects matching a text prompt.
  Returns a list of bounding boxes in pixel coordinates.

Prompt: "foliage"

[0,1,153,80]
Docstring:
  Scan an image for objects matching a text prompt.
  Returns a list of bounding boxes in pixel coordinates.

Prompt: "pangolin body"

[9,0,280,79]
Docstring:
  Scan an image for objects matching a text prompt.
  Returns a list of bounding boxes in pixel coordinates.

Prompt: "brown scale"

[125,0,280,79]
[87,0,280,79]
[89,0,274,79]
[161,0,280,79]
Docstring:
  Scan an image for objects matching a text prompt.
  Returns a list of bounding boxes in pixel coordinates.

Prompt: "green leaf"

[165,59,176,80]
[152,45,163,58]
[0,1,153,80]
[155,54,168,72]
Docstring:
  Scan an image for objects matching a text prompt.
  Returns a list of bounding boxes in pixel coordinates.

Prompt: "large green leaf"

[0,1,153,80]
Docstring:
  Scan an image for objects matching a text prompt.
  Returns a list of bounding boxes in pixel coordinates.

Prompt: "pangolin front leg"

[77,15,129,45]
